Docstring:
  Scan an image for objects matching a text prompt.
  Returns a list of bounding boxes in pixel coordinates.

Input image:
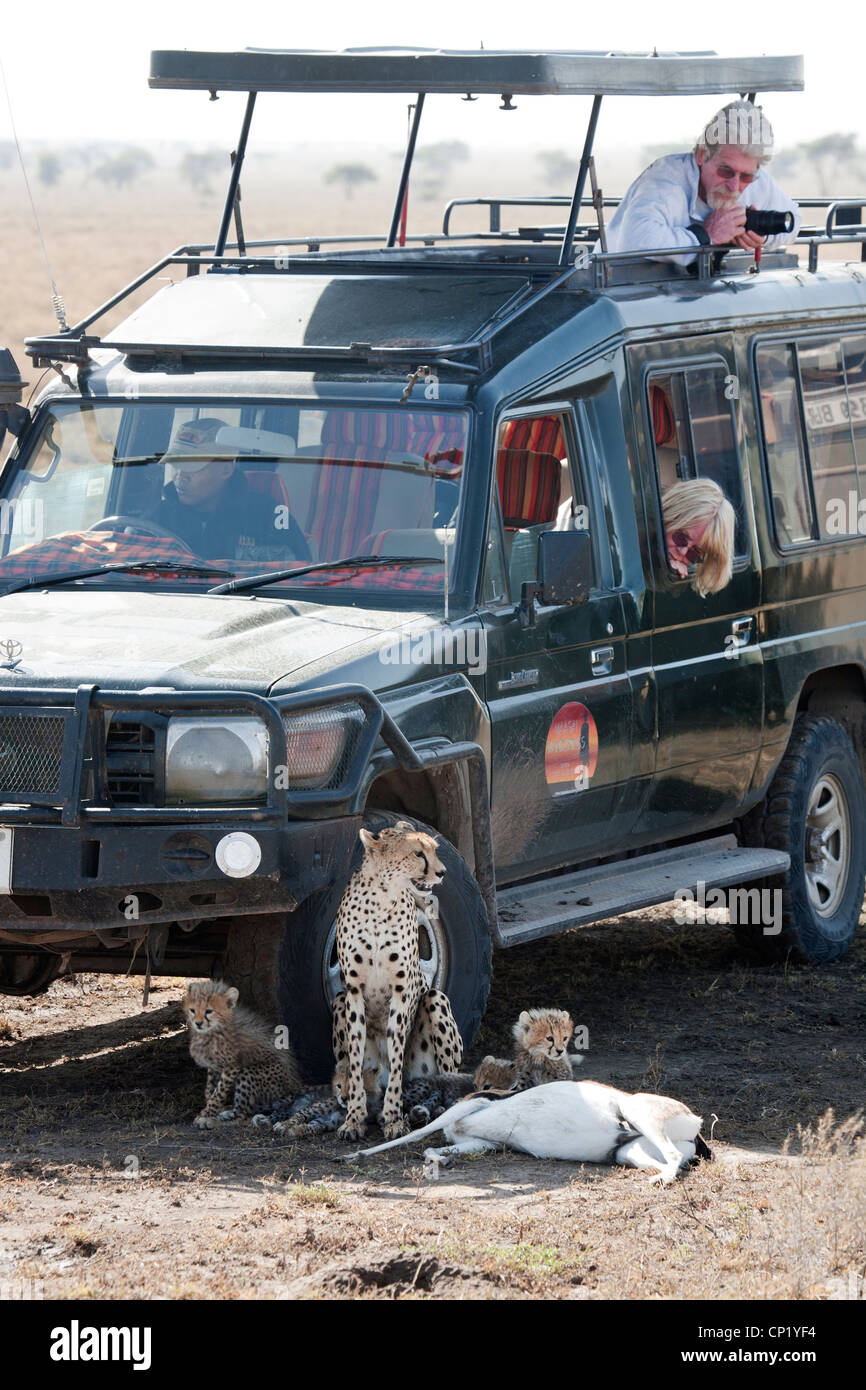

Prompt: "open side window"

[646,363,749,571]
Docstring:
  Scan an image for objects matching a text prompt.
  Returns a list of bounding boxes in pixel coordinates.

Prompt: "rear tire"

[737,714,866,963]
[276,811,492,1081]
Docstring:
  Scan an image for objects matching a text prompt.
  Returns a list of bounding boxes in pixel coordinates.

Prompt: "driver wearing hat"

[152,417,311,562]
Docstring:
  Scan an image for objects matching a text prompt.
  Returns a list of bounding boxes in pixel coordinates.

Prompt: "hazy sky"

[2,0,863,165]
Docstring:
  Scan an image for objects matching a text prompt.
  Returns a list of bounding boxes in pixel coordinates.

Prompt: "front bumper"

[0,815,361,934]
[0,681,419,936]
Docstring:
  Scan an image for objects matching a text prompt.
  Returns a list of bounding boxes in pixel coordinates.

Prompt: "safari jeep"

[1,48,865,1077]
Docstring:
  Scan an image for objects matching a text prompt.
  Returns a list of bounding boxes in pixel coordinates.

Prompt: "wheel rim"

[804,773,851,917]
[321,899,448,1005]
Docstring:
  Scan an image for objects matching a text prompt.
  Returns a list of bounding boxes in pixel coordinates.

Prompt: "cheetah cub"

[473,1055,519,1091]
[271,1063,476,1139]
[472,1007,579,1094]
[513,1008,576,1089]
[182,979,303,1128]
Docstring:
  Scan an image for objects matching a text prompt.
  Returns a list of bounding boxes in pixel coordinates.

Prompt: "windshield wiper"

[208,554,444,597]
[0,559,235,597]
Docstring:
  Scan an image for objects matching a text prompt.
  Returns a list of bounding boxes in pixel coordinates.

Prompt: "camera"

[744,208,795,236]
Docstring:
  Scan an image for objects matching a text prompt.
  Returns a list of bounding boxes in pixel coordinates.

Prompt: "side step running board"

[494,834,790,948]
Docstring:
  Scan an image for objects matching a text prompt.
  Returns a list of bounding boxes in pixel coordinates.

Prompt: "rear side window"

[756,344,813,544]
[646,364,748,559]
[756,333,866,544]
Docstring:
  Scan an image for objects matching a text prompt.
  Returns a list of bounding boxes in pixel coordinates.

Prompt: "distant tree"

[67,143,102,169]
[414,140,470,200]
[767,133,866,197]
[93,147,155,190]
[768,148,801,181]
[38,152,62,186]
[180,149,225,195]
[324,162,377,199]
[793,133,864,196]
[537,149,575,187]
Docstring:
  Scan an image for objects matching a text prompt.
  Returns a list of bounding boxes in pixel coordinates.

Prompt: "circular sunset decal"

[544,702,599,789]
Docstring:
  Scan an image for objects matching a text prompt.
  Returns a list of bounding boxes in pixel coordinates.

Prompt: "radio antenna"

[0,54,69,331]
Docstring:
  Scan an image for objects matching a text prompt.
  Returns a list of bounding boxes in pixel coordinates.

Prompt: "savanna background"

[1,2,866,1302]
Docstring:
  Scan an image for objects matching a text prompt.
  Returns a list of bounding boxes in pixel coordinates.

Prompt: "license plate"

[0,827,13,894]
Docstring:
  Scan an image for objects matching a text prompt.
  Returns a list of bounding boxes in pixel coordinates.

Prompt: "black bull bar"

[0,682,495,932]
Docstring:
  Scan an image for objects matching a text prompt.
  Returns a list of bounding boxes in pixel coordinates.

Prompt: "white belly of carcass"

[452,1082,633,1161]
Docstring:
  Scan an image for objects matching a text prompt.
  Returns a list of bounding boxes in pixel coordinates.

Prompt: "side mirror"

[520,529,591,628]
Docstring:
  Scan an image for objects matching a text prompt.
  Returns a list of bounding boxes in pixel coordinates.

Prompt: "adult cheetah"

[334,821,463,1141]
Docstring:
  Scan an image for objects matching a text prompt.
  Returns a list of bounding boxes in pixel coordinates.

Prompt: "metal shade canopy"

[149,48,804,97]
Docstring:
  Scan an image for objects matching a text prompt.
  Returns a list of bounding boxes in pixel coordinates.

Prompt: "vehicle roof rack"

[23,203,866,371]
[149,48,804,97]
[149,47,804,269]
[33,45,857,372]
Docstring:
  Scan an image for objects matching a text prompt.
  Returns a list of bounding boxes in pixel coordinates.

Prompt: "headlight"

[280,704,366,789]
[165,717,268,804]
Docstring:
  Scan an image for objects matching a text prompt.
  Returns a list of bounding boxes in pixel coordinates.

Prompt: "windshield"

[0,401,468,597]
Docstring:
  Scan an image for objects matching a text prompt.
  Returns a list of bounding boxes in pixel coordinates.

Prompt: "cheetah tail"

[343,1096,493,1162]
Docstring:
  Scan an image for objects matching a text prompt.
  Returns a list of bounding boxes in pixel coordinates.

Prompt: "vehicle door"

[480,402,642,884]
[628,339,764,836]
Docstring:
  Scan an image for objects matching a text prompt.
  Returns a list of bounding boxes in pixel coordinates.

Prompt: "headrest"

[319,411,465,473]
[499,415,566,458]
[650,385,676,447]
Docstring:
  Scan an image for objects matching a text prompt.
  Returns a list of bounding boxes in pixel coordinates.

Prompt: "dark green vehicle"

[1,49,865,1076]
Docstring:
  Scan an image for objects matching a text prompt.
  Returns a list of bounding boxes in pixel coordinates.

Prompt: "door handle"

[731,616,753,646]
[591,645,614,676]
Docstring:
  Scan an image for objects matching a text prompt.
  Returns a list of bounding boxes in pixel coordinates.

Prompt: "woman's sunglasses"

[670,530,705,565]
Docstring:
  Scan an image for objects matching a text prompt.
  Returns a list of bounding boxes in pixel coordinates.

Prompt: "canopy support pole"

[559,94,602,267]
[387,92,425,248]
[215,91,257,257]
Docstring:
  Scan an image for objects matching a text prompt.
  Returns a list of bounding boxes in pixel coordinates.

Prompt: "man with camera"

[603,100,800,267]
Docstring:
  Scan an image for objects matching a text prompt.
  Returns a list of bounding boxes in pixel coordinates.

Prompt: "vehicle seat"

[243,468,291,510]
[362,527,455,559]
[649,384,681,490]
[305,411,466,561]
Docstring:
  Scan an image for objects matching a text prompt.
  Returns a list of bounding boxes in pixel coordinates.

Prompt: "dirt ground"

[1,903,865,1301]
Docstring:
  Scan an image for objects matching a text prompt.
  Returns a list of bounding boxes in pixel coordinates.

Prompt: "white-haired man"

[603,101,800,267]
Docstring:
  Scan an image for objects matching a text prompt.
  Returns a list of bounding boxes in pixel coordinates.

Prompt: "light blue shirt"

[603,151,801,267]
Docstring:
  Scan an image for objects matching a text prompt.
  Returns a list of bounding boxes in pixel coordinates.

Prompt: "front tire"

[276,811,493,1081]
[737,714,866,963]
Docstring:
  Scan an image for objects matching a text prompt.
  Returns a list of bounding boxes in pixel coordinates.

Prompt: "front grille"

[106,719,157,804]
[0,713,66,796]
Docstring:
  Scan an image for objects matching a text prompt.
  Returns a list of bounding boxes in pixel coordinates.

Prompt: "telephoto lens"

[744,208,795,236]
